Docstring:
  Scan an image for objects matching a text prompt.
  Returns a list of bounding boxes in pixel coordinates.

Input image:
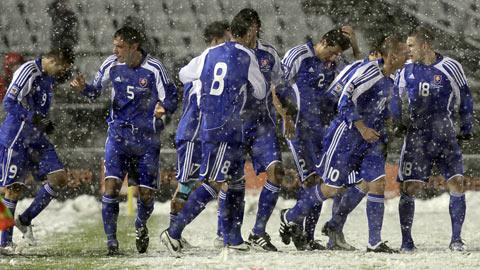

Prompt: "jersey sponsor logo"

[139,78,148,87]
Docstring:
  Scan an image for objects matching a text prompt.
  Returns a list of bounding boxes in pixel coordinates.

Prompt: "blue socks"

[0,198,17,247]
[19,183,57,226]
[135,199,154,229]
[399,192,415,248]
[102,195,119,241]
[449,192,466,242]
[304,202,322,241]
[286,185,326,225]
[168,183,217,240]
[366,193,385,246]
[252,180,280,236]
[217,190,226,238]
[221,180,245,246]
[328,186,366,232]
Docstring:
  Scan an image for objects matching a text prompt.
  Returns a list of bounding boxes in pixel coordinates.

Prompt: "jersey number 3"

[210,62,227,96]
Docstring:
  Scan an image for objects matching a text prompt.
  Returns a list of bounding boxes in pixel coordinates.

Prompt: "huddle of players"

[0,7,473,256]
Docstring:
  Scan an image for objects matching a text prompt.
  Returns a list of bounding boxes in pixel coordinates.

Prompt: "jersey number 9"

[210,62,227,96]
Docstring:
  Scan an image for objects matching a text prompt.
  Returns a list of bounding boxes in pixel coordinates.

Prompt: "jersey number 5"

[210,62,227,96]
[127,85,135,100]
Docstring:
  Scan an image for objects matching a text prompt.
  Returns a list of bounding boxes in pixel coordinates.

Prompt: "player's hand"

[341,26,355,39]
[154,102,166,119]
[283,114,295,140]
[70,74,86,92]
[341,25,361,59]
[359,127,380,143]
[32,113,55,135]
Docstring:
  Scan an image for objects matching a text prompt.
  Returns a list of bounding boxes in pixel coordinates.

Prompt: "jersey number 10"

[210,62,227,96]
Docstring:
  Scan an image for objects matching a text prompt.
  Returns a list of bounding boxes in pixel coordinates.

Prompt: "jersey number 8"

[210,62,227,96]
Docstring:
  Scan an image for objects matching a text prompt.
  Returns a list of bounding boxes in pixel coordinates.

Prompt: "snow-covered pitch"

[2,192,480,269]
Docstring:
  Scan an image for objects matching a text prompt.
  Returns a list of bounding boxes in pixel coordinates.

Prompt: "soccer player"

[392,26,473,252]
[0,49,74,249]
[160,9,266,255]
[279,35,408,253]
[210,9,288,252]
[277,28,354,250]
[170,20,231,247]
[70,26,178,255]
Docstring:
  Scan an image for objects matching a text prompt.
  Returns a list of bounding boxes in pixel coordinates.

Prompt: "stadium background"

[1,0,479,200]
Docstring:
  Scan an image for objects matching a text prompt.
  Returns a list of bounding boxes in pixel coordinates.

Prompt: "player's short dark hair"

[321,29,351,51]
[114,26,144,48]
[230,8,261,38]
[379,35,404,56]
[45,48,75,66]
[409,26,434,44]
[203,21,230,44]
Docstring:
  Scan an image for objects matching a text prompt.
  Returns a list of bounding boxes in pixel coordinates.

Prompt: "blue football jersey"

[243,40,283,126]
[0,58,55,147]
[280,40,337,129]
[83,52,178,136]
[337,60,392,134]
[179,41,267,143]
[392,54,473,135]
[175,80,201,142]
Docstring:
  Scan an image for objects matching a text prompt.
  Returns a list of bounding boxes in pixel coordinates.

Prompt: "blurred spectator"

[0,52,25,101]
[47,0,79,54]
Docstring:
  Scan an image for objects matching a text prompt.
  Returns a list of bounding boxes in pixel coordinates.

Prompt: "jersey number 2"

[210,62,227,96]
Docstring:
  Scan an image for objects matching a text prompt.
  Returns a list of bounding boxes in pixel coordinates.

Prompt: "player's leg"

[1,184,23,249]
[284,137,324,250]
[302,134,325,250]
[440,141,467,251]
[170,141,201,224]
[16,141,66,245]
[397,130,429,252]
[134,144,161,253]
[161,141,228,254]
[101,138,127,255]
[222,177,247,250]
[248,123,283,251]
[322,176,365,251]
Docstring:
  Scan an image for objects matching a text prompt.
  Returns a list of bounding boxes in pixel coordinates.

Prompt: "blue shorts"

[0,136,64,187]
[200,141,245,183]
[104,135,160,189]
[175,140,202,183]
[287,127,323,182]
[244,119,281,174]
[398,127,463,182]
[316,121,386,188]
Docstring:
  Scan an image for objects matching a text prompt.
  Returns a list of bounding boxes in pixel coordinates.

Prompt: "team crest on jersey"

[139,78,148,87]
[434,75,442,83]
[260,58,270,72]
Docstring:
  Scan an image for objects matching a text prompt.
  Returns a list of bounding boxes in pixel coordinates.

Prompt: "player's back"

[200,41,257,142]
[397,54,468,130]
[337,60,391,133]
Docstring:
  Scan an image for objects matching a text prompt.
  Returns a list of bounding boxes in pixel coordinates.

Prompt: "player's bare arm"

[354,119,380,143]
[70,73,86,92]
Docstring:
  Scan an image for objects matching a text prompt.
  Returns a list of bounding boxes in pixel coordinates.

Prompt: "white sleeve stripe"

[147,58,171,84]
[144,62,165,101]
[100,55,117,71]
[444,58,467,81]
[12,64,35,88]
[352,75,383,103]
[352,65,378,85]
[443,63,464,87]
[147,60,168,84]
[282,47,308,70]
[282,46,304,67]
[443,61,466,86]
